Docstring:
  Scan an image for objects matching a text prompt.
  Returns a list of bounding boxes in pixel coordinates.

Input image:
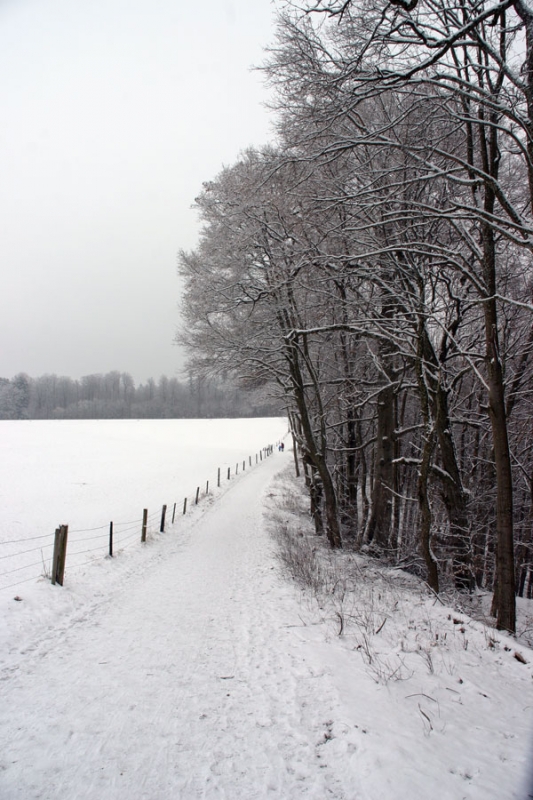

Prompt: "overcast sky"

[0,0,280,384]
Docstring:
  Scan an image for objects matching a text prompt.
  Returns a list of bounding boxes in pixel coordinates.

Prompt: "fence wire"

[0,444,276,591]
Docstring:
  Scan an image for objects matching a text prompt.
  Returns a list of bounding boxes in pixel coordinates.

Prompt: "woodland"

[178,0,533,632]
[0,372,278,420]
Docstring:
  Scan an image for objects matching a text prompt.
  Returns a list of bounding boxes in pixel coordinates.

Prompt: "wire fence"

[0,444,278,593]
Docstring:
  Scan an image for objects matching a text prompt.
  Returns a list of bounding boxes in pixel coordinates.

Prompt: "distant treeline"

[0,372,280,420]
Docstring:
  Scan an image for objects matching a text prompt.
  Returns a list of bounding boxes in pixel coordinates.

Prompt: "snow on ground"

[266,469,533,800]
[1,421,532,799]
[0,418,287,596]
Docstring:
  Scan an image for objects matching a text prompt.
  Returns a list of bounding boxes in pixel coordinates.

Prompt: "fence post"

[206,480,209,495]
[160,504,167,533]
[172,502,176,524]
[249,456,252,467]
[243,460,245,471]
[227,467,230,480]
[51,524,68,586]
[236,463,239,475]
[260,450,262,461]
[58,525,68,585]
[51,527,61,585]
[256,454,258,464]
[109,521,113,557]
[218,467,221,488]
[141,509,148,542]
[195,487,200,505]
[183,497,187,515]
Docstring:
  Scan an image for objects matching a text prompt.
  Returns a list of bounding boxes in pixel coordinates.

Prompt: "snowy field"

[0,418,287,595]
[1,418,532,799]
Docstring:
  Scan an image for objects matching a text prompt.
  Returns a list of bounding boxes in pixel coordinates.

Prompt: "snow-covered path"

[0,455,354,799]
[2,450,532,800]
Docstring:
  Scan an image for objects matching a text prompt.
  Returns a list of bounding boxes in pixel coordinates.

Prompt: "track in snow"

[0,454,358,799]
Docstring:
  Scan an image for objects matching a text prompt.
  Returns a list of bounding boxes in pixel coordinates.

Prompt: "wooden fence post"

[58,525,68,585]
[227,467,230,480]
[51,527,61,585]
[141,509,148,542]
[51,524,68,586]
[206,480,209,495]
[172,502,176,524]
[183,497,187,515]
[249,456,252,467]
[243,460,245,471]
[217,467,221,488]
[109,521,113,557]
[195,487,200,505]
[236,462,239,475]
[160,504,167,533]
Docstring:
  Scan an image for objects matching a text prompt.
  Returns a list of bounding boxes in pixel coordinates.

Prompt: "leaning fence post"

[172,502,176,524]
[141,509,148,542]
[109,521,114,557]
[183,497,187,515]
[160,504,167,533]
[195,486,200,505]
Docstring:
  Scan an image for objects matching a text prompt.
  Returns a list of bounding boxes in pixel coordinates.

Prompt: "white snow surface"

[0,418,286,594]
[1,419,532,799]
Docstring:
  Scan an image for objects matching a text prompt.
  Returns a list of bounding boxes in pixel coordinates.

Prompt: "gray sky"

[0,0,279,383]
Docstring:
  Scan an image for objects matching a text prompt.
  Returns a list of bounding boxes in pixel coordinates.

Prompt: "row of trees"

[178,0,533,631]
[0,372,278,420]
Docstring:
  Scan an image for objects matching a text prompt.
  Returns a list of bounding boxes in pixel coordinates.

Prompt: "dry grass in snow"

[265,465,533,799]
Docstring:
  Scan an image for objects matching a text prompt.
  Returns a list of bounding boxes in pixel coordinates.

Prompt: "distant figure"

[280,441,285,452]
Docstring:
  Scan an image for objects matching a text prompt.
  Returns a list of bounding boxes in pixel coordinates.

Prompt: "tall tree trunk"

[418,426,440,593]
[416,320,440,592]
[286,338,342,549]
[367,378,396,549]
[481,217,515,631]
[287,410,301,478]
[419,325,473,589]
[434,380,473,590]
